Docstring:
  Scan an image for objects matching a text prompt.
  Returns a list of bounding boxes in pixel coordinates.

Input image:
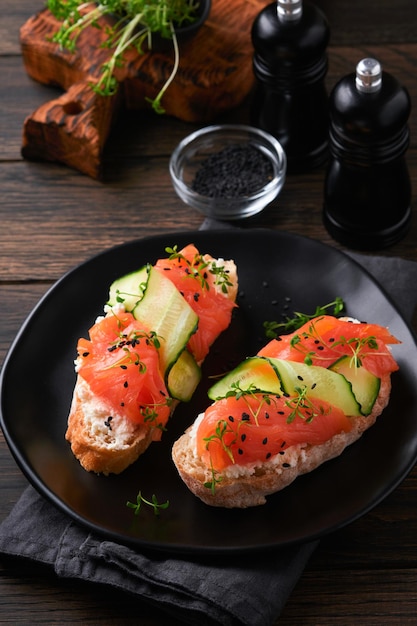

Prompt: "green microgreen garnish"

[165,245,234,294]
[139,399,172,430]
[105,328,163,375]
[46,0,200,113]
[113,280,148,308]
[126,491,170,516]
[285,385,326,424]
[108,328,161,352]
[203,419,236,464]
[221,381,274,427]
[264,297,345,339]
[203,458,223,494]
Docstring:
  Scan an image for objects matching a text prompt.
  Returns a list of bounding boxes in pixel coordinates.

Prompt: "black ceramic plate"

[1,229,417,554]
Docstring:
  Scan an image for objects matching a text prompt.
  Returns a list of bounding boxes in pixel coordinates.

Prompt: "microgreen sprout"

[46,0,200,113]
[285,386,327,424]
[139,399,172,430]
[126,491,170,516]
[221,381,274,427]
[203,459,223,494]
[264,297,345,339]
[203,419,236,464]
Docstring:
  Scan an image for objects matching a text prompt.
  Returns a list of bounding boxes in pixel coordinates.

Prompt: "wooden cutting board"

[20,0,266,179]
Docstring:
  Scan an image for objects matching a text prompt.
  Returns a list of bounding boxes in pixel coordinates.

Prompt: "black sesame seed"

[238,448,244,455]
[191,144,273,198]
[82,351,90,357]
[266,452,272,459]
[297,375,304,381]
[241,433,247,442]
[120,364,128,370]
[317,345,324,351]
[262,437,268,445]
[124,381,128,388]
[228,415,235,422]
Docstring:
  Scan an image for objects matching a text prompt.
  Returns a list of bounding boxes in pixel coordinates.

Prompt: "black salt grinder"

[251,0,330,173]
[323,58,412,250]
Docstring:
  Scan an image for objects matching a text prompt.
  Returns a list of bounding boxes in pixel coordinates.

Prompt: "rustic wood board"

[20,0,266,179]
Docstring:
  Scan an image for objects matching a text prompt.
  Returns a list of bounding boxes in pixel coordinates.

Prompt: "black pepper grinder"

[323,58,412,250]
[251,0,330,173]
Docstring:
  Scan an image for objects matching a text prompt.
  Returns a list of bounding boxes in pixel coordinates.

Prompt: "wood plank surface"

[1,1,417,625]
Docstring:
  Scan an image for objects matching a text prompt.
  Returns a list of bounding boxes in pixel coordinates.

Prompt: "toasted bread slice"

[66,253,238,474]
[172,376,391,508]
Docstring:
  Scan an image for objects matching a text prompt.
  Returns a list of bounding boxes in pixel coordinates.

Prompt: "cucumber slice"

[329,355,380,415]
[107,265,148,311]
[132,266,199,375]
[108,265,198,377]
[168,350,201,401]
[266,358,362,417]
[208,356,282,400]
[208,354,373,417]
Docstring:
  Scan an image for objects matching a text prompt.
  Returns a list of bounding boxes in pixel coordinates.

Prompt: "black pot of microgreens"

[47,0,211,114]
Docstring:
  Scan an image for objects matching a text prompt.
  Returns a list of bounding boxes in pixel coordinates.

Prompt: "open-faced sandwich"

[66,244,238,475]
[172,315,400,507]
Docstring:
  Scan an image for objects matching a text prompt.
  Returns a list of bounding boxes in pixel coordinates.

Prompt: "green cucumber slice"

[266,358,362,417]
[107,265,148,311]
[108,265,198,377]
[208,354,364,417]
[208,356,282,400]
[329,355,380,415]
[168,350,201,401]
[134,266,198,375]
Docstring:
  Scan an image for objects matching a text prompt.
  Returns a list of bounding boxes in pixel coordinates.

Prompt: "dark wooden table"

[1,1,417,623]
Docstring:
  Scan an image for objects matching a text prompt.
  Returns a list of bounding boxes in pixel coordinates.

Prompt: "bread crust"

[172,376,392,508]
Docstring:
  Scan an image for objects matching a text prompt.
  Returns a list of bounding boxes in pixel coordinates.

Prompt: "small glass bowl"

[169,124,287,220]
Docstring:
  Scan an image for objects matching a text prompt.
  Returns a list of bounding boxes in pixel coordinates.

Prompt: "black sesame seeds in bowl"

[169,125,287,220]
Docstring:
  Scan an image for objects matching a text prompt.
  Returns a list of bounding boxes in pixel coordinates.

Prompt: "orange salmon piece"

[154,244,236,363]
[197,393,353,471]
[76,311,171,437]
[259,315,399,377]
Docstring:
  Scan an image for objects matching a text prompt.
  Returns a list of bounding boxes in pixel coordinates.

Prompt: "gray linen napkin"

[0,485,317,626]
[1,227,416,626]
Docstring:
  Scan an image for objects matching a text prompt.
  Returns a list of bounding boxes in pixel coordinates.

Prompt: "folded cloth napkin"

[0,486,317,626]
[1,226,417,626]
